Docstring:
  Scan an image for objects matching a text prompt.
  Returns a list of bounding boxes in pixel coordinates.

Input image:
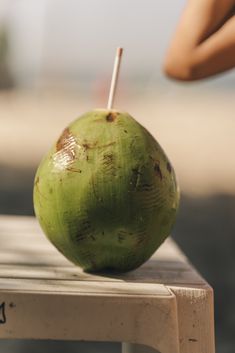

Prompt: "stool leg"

[122,342,159,353]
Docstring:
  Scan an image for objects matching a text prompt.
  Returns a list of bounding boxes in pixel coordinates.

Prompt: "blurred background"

[0,0,235,352]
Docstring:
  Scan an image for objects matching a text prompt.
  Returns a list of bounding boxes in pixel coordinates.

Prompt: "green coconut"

[33,109,180,272]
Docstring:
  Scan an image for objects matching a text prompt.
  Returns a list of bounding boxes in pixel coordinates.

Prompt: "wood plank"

[0,290,179,353]
[0,278,171,296]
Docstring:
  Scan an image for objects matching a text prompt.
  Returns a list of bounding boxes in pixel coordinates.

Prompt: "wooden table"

[0,215,215,353]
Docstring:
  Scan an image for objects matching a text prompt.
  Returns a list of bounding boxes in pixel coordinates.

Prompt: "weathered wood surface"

[0,215,215,353]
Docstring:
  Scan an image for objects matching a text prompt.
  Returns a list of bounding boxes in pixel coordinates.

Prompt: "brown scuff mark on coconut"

[56,128,76,159]
[106,112,117,122]
[56,128,70,151]
[102,153,117,176]
[54,128,77,168]
[130,167,143,190]
[117,230,128,243]
[75,219,92,243]
[91,174,100,203]
[34,176,49,201]
[66,167,82,173]
[102,153,115,172]
[82,143,91,150]
[166,162,172,173]
[118,234,125,243]
[141,183,153,191]
[75,232,86,242]
[103,153,114,163]
[154,162,163,180]
[82,142,98,150]
[82,141,115,150]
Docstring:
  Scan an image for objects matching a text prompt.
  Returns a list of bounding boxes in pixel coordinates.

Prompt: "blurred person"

[164,0,235,81]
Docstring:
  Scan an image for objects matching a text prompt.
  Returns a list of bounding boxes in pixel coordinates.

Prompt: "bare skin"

[164,0,235,81]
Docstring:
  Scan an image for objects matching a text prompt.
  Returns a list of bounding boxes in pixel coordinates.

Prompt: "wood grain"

[0,215,215,353]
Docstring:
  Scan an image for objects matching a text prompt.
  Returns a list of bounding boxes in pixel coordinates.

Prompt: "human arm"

[164,0,235,81]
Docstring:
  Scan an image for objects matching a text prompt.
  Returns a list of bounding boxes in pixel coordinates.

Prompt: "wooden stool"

[0,215,215,353]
